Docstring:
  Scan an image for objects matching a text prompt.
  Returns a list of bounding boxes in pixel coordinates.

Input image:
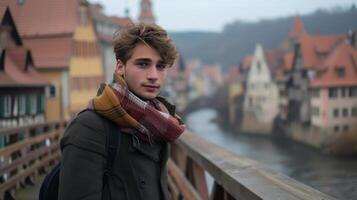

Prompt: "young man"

[58,23,185,200]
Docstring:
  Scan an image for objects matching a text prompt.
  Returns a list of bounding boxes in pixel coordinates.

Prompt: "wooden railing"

[0,123,337,200]
[0,121,66,199]
[168,131,337,200]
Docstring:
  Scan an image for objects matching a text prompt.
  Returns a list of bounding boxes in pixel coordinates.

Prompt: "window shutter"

[0,96,4,118]
[37,95,41,113]
[0,136,4,150]
[26,95,31,115]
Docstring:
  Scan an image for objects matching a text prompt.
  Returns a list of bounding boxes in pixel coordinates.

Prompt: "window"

[37,95,45,113]
[310,89,320,98]
[341,88,347,98]
[4,96,11,117]
[343,125,349,132]
[335,67,345,78]
[350,87,357,97]
[333,108,339,118]
[329,88,338,98]
[17,0,25,5]
[30,95,37,115]
[73,78,78,93]
[12,97,18,116]
[334,126,339,132]
[19,95,26,116]
[352,107,357,117]
[257,61,261,73]
[312,106,319,116]
[49,85,56,97]
[342,108,348,117]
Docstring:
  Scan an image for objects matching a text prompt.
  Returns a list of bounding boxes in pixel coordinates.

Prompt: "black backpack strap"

[102,118,121,199]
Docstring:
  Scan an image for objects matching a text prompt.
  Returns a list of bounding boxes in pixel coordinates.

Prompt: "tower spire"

[138,0,155,23]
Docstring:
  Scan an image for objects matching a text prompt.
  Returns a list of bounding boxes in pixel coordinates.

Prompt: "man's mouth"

[142,84,160,92]
[143,84,160,89]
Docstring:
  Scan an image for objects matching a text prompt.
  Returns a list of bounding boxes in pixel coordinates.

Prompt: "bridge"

[0,119,336,200]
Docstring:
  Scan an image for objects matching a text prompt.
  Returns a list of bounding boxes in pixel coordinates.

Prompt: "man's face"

[116,43,168,100]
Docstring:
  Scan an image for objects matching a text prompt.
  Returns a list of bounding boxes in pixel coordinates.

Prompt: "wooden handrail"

[169,131,337,200]
[0,121,66,199]
[0,130,61,157]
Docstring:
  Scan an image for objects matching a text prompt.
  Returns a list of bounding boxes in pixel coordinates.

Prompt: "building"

[90,3,133,83]
[139,0,155,24]
[309,40,357,133]
[1,0,104,118]
[287,33,344,124]
[0,8,48,132]
[242,44,280,134]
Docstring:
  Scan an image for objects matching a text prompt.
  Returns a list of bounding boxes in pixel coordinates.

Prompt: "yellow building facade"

[69,5,103,115]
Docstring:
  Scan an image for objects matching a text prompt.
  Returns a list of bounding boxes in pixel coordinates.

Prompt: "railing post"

[186,157,209,200]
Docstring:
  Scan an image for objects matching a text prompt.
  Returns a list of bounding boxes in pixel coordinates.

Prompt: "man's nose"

[147,65,158,80]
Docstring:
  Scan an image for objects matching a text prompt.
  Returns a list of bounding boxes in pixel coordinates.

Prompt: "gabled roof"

[297,34,344,69]
[0,47,49,87]
[0,7,22,45]
[310,42,357,88]
[0,0,79,37]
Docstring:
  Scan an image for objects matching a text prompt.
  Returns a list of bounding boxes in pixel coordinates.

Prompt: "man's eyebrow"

[134,58,152,62]
[134,58,165,64]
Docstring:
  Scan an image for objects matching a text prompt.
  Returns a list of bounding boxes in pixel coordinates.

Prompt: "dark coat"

[58,110,170,200]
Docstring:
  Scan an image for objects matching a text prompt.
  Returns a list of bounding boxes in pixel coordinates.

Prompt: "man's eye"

[137,62,149,68]
[157,64,167,71]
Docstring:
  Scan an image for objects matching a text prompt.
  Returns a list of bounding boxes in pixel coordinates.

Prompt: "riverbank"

[187,109,357,200]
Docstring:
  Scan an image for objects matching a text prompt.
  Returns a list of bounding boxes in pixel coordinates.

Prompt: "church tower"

[138,0,155,23]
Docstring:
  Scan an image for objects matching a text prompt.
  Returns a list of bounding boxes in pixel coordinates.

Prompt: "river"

[186,109,357,200]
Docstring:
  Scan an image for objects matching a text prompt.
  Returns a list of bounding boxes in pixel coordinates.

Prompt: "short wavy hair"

[113,23,178,67]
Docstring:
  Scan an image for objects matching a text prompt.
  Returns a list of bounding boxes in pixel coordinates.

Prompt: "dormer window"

[17,0,25,5]
[257,61,261,73]
[335,67,345,78]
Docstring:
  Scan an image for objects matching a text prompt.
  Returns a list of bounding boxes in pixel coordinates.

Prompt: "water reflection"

[186,109,357,200]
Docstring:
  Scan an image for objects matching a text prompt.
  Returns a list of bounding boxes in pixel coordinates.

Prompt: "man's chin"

[134,91,158,101]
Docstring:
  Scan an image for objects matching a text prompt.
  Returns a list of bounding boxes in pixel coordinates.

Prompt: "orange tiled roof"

[264,49,280,70]
[24,36,72,69]
[283,51,294,71]
[310,42,357,88]
[0,47,49,87]
[240,55,253,71]
[298,34,344,69]
[203,64,222,83]
[111,16,133,27]
[288,16,305,39]
[0,0,79,37]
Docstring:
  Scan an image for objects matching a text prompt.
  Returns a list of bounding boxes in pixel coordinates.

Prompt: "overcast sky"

[89,0,357,32]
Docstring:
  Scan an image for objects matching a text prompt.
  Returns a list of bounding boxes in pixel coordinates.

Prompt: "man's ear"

[115,59,125,76]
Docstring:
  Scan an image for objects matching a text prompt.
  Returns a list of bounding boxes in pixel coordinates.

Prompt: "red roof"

[24,36,72,69]
[225,65,240,83]
[282,51,294,71]
[0,47,49,87]
[310,42,357,88]
[0,0,79,37]
[298,34,344,69]
[240,55,253,71]
[203,64,222,83]
[110,16,133,27]
[264,49,280,70]
[288,16,305,39]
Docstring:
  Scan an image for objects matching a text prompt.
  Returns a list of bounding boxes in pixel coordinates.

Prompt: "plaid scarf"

[87,74,185,143]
